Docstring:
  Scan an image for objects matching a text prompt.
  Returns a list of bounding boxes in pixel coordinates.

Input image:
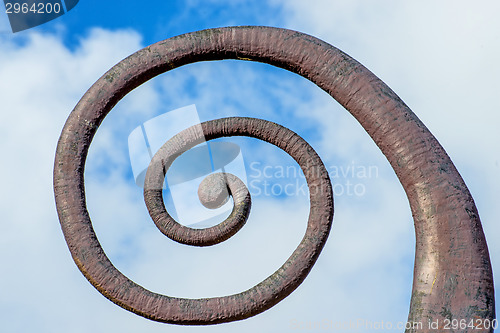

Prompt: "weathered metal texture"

[143,119,251,247]
[53,26,494,330]
[54,114,333,323]
[143,117,332,249]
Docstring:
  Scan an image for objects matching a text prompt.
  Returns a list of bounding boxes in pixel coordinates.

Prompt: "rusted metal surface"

[53,26,494,330]
[143,117,332,249]
[54,114,333,323]
[143,119,251,247]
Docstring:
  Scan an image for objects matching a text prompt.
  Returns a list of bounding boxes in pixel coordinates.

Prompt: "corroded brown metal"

[143,117,331,249]
[143,118,252,247]
[54,113,333,323]
[53,26,494,330]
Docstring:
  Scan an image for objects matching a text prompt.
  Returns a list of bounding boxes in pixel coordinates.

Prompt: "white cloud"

[0,28,154,333]
[275,0,500,325]
[2,2,499,331]
[0,24,413,331]
[0,23,417,333]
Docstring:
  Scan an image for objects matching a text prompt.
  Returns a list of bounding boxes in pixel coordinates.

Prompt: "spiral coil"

[54,26,494,329]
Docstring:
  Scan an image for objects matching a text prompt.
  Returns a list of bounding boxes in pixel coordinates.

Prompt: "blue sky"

[1,1,499,332]
[3,1,285,46]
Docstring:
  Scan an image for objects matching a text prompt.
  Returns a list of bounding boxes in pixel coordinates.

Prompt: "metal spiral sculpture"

[53,26,495,330]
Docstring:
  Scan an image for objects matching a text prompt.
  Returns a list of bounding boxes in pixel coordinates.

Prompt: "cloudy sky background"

[1,1,498,332]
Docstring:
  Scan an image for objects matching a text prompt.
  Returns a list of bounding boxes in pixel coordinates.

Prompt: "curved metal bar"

[54,26,494,329]
[143,120,253,247]
[54,114,333,324]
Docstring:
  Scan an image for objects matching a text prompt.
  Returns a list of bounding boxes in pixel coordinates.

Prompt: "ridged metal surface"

[54,26,494,331]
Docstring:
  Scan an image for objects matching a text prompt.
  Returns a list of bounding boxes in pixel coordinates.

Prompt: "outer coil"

[54,26,494,329]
